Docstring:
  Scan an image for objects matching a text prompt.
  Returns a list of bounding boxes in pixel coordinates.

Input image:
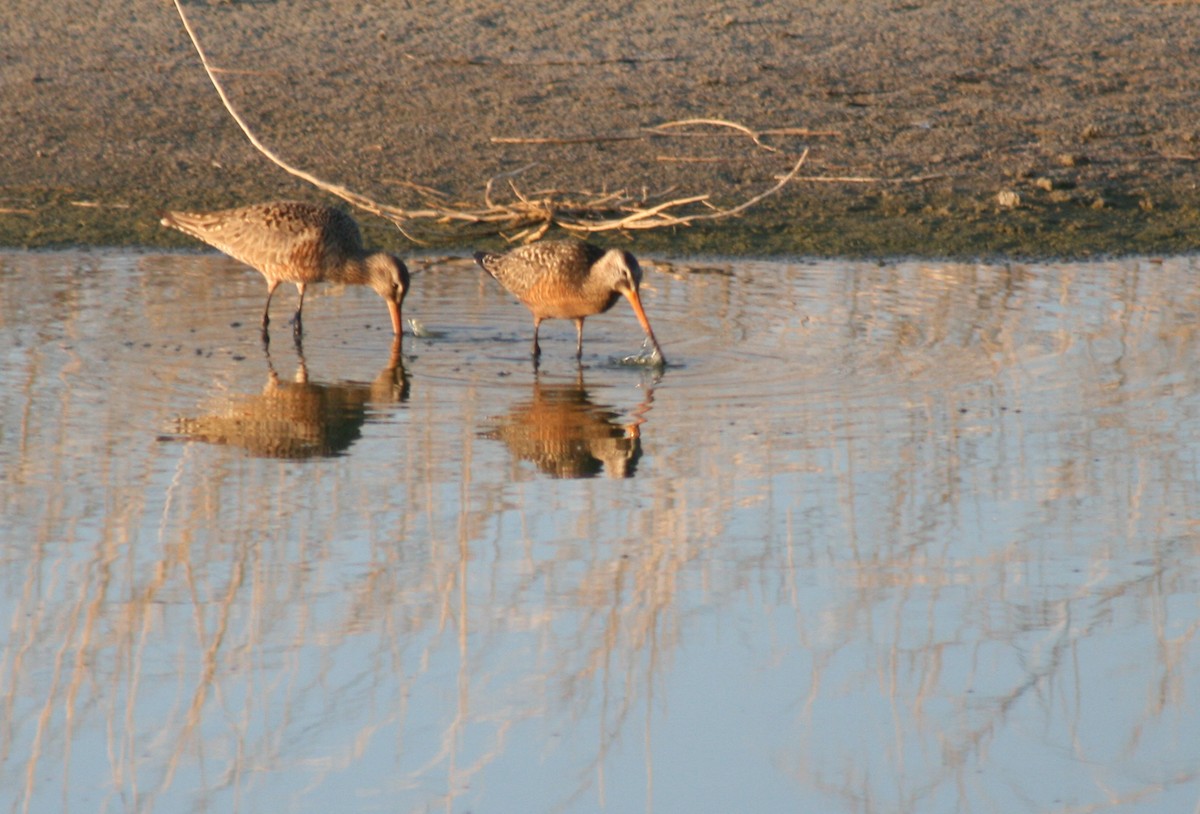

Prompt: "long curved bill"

[386,298,403,336]
[621,287,666,365]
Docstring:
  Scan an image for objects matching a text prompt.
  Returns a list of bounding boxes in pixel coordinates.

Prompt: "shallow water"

[2,249,1199,813]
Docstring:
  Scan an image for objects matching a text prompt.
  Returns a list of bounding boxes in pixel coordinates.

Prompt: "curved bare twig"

[171,0,808,243]
[644,118,779,152]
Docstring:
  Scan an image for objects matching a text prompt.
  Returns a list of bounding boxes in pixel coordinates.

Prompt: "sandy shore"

[3,0,1200,257]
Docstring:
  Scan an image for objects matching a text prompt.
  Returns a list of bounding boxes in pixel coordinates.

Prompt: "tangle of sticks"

[172,0,810,243]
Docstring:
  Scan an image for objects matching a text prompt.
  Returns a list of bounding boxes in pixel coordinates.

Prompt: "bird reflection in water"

[170,340,408,458]
[482,371,653,478]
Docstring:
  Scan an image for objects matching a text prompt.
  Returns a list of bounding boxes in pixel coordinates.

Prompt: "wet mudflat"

[2,249,1199,813]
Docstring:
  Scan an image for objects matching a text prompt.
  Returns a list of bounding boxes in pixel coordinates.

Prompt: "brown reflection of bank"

[169,341,408,458]
[482,372,650,479]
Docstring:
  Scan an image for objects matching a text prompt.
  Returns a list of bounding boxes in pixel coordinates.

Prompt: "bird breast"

[520,278,622,320]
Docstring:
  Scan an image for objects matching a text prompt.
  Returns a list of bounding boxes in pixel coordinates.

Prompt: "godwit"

[161,201,408,341]
[473,239,666,363]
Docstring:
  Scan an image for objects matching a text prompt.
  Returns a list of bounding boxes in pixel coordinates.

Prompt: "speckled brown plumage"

[161,201,408,341]
[473,239,665,362]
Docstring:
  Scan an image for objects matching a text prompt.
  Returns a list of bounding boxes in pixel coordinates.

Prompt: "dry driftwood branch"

[491,124,840,148]
[760,127,841,138]
[657,156,728,163]
[404,53,685,68]
[548,150,811,234]
[484,164,537,209]
[784,172,949,184]
[382,179,453,200]
[490,134,644,145]
[644,118,781,152]
[171,0,810,243]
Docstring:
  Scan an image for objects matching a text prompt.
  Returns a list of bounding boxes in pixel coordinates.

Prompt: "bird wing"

[163,203,363,280]
[475,241,602,299]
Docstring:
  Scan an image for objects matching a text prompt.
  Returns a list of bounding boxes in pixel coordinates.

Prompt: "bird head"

[367,254,409,336]
[599,249,644,295]
[598,249,665,364]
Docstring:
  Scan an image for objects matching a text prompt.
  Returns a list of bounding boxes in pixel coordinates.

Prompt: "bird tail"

[159,210,199,237]
[473,251,502,278]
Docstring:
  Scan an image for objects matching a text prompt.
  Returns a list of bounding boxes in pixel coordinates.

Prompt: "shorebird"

[161,201,408,341]
[473,239,666,363]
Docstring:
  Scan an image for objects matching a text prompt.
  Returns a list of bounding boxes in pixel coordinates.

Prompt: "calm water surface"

[1,249,1198,813]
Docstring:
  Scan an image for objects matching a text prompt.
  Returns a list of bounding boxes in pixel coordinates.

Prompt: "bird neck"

[336,255,371,286]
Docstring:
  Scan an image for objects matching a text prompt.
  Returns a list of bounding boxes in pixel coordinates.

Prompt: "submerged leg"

[573,318,586,359]
[291,282,307,336]
[531,317,543,358]
[261,279,280,341]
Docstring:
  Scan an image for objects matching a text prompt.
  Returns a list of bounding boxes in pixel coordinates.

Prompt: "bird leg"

[291,282,306,337]
[261,279,280,343]
[573,318,585,359]
[531,317,543,358]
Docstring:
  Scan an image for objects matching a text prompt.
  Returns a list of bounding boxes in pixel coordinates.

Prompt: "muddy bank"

[3,0,1200,258]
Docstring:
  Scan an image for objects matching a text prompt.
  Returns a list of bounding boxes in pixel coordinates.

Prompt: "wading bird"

[473,239,665,364]
[161,201,408,342]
